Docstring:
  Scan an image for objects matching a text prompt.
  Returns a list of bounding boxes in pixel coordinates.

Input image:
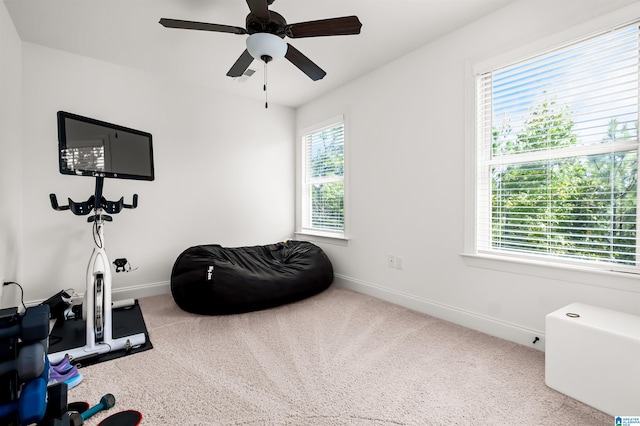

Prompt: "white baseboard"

[26,281,171,307]
[111,280,171,301]
[333,274,546,352]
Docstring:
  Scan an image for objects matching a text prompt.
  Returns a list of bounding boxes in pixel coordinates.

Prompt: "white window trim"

[295,114,350,244]
[463,3,640,293]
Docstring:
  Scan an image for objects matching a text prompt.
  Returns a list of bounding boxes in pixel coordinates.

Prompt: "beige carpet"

[67,287,611,425]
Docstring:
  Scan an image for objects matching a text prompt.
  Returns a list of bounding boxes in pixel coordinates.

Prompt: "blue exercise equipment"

[0,378,47,424]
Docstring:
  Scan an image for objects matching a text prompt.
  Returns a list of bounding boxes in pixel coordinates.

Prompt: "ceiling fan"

[159,0,362,82]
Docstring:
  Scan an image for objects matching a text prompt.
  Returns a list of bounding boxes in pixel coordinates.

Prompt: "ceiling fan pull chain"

[264,61,268,109]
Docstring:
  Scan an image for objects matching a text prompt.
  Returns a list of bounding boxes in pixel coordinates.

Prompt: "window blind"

[476,21,640,269]
[301,121,345,233]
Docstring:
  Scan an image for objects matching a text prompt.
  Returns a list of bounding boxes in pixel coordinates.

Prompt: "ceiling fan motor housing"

[246,11,287,37]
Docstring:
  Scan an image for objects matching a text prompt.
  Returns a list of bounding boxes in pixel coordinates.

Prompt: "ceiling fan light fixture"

[246,33,287,62]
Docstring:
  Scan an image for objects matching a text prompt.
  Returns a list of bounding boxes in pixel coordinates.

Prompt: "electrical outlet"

[387,254,396,268]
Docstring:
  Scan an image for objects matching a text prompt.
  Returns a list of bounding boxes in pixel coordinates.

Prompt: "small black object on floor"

[98,410,142,426]
[48,301,153,367]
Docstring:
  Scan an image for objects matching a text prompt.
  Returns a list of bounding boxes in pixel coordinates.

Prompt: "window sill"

[294,231,349,246]
[460,253,640,294]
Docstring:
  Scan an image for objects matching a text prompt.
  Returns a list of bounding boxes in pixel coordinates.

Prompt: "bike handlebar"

[49,193,138,216]
[49,194,70,211]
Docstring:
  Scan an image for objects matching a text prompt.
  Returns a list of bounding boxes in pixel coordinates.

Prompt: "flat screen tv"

[57,111,154,181]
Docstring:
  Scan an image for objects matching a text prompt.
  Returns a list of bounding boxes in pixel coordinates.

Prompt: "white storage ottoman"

[545,302,640,416]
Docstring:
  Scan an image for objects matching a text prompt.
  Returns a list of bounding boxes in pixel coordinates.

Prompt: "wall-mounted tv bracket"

[48,177,145,364]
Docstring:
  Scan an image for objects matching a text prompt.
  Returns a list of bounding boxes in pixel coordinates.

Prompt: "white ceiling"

[4,0,513,108]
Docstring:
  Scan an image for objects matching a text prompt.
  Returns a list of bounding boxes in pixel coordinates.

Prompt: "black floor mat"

[48,300,153,367]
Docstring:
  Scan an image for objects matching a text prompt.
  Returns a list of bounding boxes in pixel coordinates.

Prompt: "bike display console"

[48,177,146,364]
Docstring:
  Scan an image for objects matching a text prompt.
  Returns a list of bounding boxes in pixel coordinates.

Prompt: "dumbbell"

[44,382,68,421]
[39,412,72,426]
[0,343,45,381]
[66,394,115,426]
[0,377,47,424]
[32,383,70,426]
[0,305,50,343]
[82,394,115,422]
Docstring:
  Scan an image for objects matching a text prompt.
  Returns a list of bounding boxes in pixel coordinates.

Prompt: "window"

[474,20,639,272]
[299,117,346,238]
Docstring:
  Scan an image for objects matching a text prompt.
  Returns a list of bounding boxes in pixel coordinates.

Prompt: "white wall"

[19,43,295,302]
[297,0,640,350]
[6,0,640,351]
[0,2,23,289]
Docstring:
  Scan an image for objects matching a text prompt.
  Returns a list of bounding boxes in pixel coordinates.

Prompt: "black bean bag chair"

[170,240,333,315]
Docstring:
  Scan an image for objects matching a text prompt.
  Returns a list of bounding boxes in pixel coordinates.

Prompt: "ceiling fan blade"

[226,50,255,77]
[285,44,326,81]
[245,0,270,21]
[159,18,247,35]
[285,16,362,38]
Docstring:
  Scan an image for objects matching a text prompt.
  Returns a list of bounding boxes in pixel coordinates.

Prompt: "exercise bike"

[48,177,146,364]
